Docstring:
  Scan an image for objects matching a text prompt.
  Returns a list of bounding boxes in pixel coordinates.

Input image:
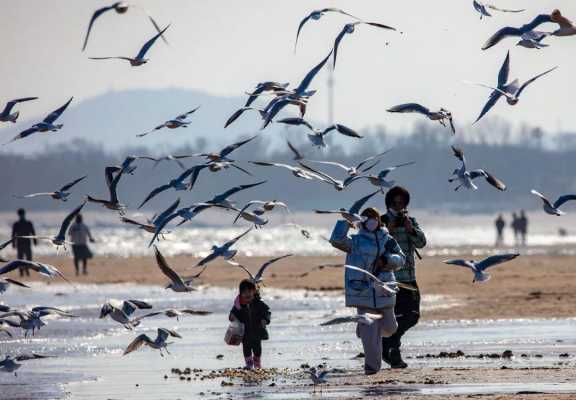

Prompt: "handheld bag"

[224,320,245,346]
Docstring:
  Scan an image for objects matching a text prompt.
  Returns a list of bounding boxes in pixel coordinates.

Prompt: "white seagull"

[6,98,73,144]
[315,190,380,225]
[123,327,181,356]
[277,117,363,147]
[345,265,416,293]
[90,25,170,66]
[306,368,331,393]
[444,253,520,283]
[226,254,293,285]
[138,165,208,208]
[16,176,87,202]
[137,106,201,137]
[471,51,557,123]
[346,162,416,191]
[249,161,326,183]
[449,146,506,191]
[294,8,360,52]
[99,299,153,329]
[0,97,38,123]
[307,150,391,177]
[388,103,455,134]
[482,13,553,50]
[531,190,576,216]
[0,307,77,337]
[0,260,71,285]
[154,246,205,292]
[320,313,382,326]
[195,228,253,267]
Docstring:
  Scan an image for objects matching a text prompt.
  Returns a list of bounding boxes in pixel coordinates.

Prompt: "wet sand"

[15,253,576,321]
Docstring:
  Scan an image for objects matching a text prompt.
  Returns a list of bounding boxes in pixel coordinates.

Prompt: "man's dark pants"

[382,282,420,353]
[16,245,32,277]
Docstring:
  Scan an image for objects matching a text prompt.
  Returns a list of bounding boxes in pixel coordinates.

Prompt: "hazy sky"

[1,0,575,137]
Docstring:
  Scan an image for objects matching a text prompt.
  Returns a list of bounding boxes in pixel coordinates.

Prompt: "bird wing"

[0,260,33,276]
[378,161,415,178]
[224,107,264,128]
[233,202,255,224]
[516,66,558,99]
[323,124,362,138]
[123,334,152,355]
[225,227,253,249]
[123,300,153,315]
[473,89,503,124]
[254,254,293,282]
[120,217,148,228]
[355,149,392,170]
[295,49,333,94]
[320,316,357,326]
[332,26,349,69]
[8,126,39,143]
[187,164,209,191]
[138,184,172,209]
[159,327,182,339]
[176,106,201,120]
[154,198,181,225]
[298,162,340,185]
[43,97,73,124]
[344,265,384,285]
[215,181,266,203]
[444,259,477,271]
[180,309,212,316]
[487,4,525,13]
[482,14,552,50]
[476,253,519,271]
[497,51,512,88]
[153,246,186,287]
[0,238,14,252]
[15,353,53,362]
[58,201,86,240]
[228,163,253,176]
[249,161,297,171]
[554,195,576,209]
[294,13,314,52]
[226,260,256,281]
[2,97,38,115]
[349,190,380,215]
[81,4,116,51]
[531,190,554,209]
[276,117,315,132]
[60,175,87,192]
[15,192,55,198]
[286,140,304,160]
[481,170,507,191]
[451,145,465,163]
[136,24,170,60]
[307,160,350,171]
[387,103,431,116]
[220,135,258,158]
[3,278,30,288]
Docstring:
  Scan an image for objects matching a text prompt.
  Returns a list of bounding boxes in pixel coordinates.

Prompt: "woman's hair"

[360,207,381,220]
[239,279,256,293]
[385,186,411,209]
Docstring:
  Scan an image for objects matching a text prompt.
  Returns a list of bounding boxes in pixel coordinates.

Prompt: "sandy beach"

[16,253,576,321]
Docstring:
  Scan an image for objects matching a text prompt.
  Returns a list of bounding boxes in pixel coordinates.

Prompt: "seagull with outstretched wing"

[138,106,200,137]
[16,176,86,202]
[226,254,292,285]
[531,190,576,216]
[0,97,38,123]
[332,21,397,68]
[388,103,455,134]
[294,8,360,52]
[444,253,520,283]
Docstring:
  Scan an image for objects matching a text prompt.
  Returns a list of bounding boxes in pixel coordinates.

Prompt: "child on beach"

[229,279,271,369]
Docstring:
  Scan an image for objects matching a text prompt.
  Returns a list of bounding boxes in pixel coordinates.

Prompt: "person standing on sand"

[518,210,528,246]
[11,208,37,277]
[494,214,505,246]
[380,186,427,369]
[68,213,95,276]
[330,207,405,375]
[229,280,271,370]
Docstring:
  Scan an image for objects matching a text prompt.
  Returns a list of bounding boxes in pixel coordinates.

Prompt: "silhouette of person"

[11,208,37,277]
[518,210,528,246]
[494,214,505,246]
[511,212,519,246]
[68,214,95,276]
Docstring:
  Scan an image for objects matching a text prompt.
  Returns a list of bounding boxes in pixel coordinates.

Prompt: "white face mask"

[364,218,379,232]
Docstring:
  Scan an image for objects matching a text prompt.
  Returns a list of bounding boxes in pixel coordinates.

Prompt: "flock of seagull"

[1,2,576,384]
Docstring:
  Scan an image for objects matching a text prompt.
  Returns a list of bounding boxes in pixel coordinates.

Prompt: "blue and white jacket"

[330,220,406,310]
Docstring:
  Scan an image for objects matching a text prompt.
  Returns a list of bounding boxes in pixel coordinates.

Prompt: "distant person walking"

[518,210,528,246]
[11,208,37,277]
[494,214,505,246]
[68,214,95,276]
[511,212,520,246]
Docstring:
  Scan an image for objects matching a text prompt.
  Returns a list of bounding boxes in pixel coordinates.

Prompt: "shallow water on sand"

[1,284,575,399]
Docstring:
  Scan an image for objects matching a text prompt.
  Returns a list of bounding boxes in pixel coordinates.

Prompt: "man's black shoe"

[382,347,392,366]
[389,347,408,369]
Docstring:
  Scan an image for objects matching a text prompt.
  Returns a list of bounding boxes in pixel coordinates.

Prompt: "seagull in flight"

[516,30,551,49]
[332,21,397,68]
[243,81,291,108]
[482,13,553,50]
[137,154,197,170]
[531,190,576,216]
[5,97,73,144]
[387,103,455,134]
[137,106,201,137]
[297,162,357,191]
[347,162,416,191]
[0,260,71,285]
[99,299,153,329]
[122,198,180,238]
[0,307,77,337]
[136,308,212,322]
[320,313,382,326]
[277,117,363,147]
[154,246,205,292]
[123,327,182,357]
[16,176,87,202]
[233,210,268,228]
[315,190,380,225]
[249,161,326,183]
[17,202,86,249]
[234,200,290,218]
[82,2,168,51]
[0,278,29,294]
[193,135,257,166]
[226,254,292,285]
[444,253,520,283]
[138,165,208,209]
[473,0,525,19]
[470,51,557,123]
[345,265,416,292]
[449,146,506,191]
[307,150,391,177]
[195,228,252,267]
[86,166,126,214]
[0,97,38,123]
[90,24,170,66]
[294,8,360,52]
[0,354,53,376]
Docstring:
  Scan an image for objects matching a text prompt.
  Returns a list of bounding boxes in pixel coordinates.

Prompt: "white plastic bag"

[224,320,245,346]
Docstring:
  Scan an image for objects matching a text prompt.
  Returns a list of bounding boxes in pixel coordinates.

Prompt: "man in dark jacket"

[11,208,37,277]
[229,279,271,369]
[381,186,426,368]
